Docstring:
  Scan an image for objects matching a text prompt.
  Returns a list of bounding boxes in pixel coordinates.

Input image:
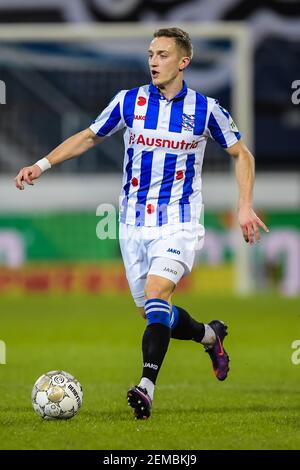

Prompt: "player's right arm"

[15,128,102,190]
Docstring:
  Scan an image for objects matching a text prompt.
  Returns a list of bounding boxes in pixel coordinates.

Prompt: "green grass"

[0,293,299,450]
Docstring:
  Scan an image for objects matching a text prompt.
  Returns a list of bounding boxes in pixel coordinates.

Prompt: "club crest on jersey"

[182,114,195,131]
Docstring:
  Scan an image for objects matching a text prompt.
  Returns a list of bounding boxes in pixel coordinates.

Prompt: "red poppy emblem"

[137,96,147,106]
[131,177,139,187]
[147,204,155,214]
[176,170,184,180]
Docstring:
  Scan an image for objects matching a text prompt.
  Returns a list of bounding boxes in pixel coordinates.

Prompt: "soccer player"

[15,27,269,420]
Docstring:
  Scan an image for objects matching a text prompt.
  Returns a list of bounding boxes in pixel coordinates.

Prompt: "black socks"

[140,301,205,386]
[171,305,205,343]
[142,323,171,384]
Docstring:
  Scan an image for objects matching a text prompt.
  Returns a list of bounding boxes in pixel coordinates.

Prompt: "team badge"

[182,114,195,131]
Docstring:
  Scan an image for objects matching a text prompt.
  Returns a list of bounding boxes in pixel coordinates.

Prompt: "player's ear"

[179,56,190,71]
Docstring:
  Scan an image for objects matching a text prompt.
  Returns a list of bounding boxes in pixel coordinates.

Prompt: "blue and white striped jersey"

[90,81,241,227]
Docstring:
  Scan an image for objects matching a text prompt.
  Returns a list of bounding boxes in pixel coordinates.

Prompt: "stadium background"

[0,0,300,451]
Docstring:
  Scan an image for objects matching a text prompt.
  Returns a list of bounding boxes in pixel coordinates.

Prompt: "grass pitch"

[0,293,299,450]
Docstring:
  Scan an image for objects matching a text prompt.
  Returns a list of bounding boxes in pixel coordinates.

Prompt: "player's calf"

[170,306,230,381]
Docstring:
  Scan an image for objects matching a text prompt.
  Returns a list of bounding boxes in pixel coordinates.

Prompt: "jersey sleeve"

[207,100,241,148]
[89,90,126,137]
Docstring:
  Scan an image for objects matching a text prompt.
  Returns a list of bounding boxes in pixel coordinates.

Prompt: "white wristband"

[35,157,51,173]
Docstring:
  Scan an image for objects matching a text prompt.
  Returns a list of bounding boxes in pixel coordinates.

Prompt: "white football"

[31,370,83,420]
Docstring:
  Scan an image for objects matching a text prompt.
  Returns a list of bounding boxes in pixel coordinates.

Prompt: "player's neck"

[158,76,184,101]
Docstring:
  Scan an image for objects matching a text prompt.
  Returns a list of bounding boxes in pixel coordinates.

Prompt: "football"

[31,370,83,420]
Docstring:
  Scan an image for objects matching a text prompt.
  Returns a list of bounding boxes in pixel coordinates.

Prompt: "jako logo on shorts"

[167,248,181,255]
[163,267,177,275]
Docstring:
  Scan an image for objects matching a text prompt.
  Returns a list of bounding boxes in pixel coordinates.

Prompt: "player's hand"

[238,206,269,245]
[14,164,42,190]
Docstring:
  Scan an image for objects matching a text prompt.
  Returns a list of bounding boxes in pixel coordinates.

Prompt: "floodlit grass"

[0,293,299,450]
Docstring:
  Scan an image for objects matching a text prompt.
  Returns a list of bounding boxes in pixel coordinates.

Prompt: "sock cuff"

[170,305,180,330]
[145,298,171,328]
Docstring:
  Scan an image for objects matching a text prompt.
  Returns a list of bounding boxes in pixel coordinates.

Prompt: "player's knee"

[144,279,172,301]
[144,287,167,300]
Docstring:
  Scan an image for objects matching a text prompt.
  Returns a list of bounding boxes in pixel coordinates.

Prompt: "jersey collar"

[149,81,188,102]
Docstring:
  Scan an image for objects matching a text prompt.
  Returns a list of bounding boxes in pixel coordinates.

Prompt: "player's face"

[148,37,188,88]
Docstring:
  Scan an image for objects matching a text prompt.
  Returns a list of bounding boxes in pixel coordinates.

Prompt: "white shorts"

[119,222,205,307]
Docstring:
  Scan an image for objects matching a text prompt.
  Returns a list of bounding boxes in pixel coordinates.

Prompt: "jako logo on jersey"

[134,115,146,120]
[167,248,181,255]
[137,96,147,106]
[163,267,178,275]
[182,114,195,131]
[129,132,200,150]
[144,362,158,370]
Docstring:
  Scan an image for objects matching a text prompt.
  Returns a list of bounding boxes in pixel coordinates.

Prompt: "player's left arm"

[226,139,269,244]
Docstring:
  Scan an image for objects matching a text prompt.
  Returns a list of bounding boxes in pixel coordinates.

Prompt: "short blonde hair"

[153,27,193,60]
